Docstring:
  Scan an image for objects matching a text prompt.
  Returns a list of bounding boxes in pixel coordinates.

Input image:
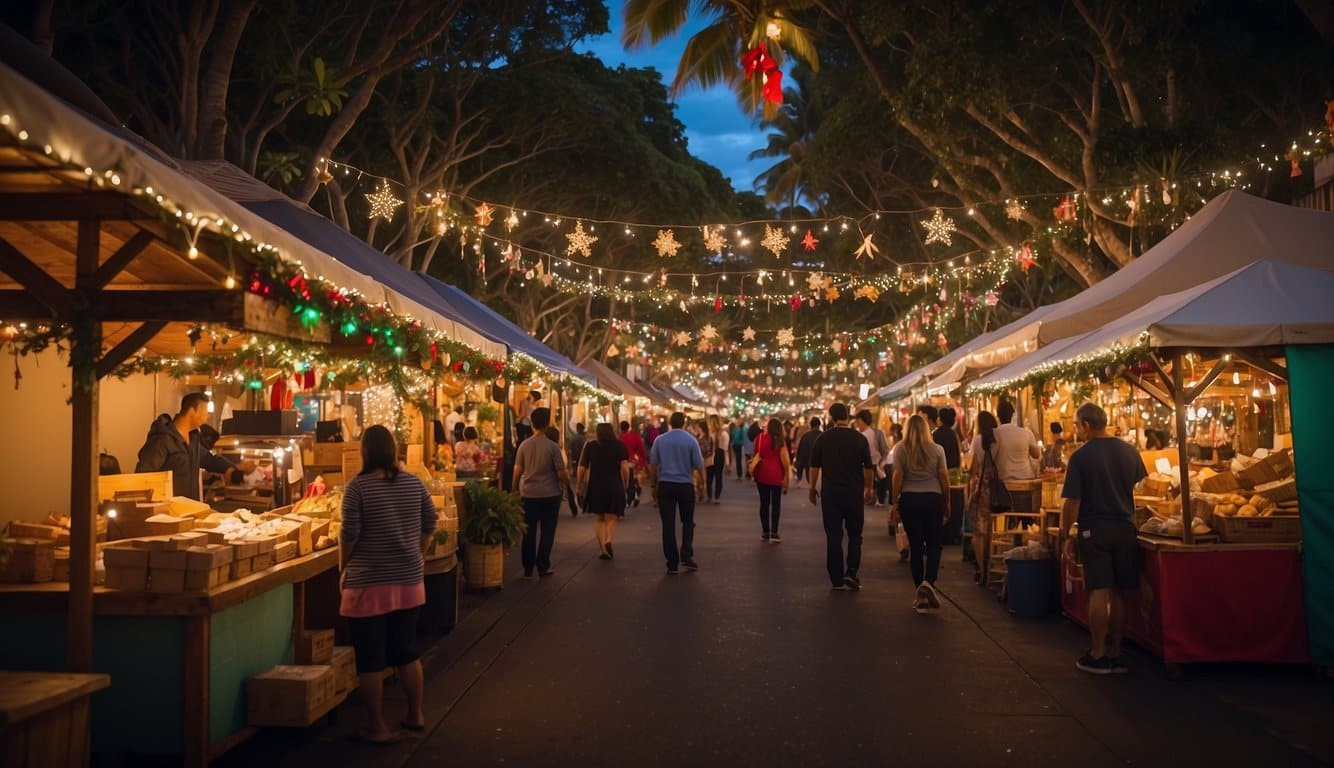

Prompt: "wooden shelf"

[0,548,338,617]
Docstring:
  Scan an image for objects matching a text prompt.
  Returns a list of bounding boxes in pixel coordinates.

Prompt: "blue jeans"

[521,496,560,573]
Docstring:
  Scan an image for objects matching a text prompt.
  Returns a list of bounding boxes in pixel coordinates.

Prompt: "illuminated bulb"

[107,508,117,519]
[1232,372,1240,385]
[188,246,198,259]
[1252,387,1261,398]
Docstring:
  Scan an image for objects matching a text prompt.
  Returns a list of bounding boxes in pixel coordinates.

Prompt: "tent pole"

[1171,352,1195,545]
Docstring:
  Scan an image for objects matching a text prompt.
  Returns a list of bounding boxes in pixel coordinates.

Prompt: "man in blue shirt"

[649,411,706,574]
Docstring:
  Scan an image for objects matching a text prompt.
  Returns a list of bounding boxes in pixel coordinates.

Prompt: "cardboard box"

[0,539,55,583]
[230,555,254,580]
[281,515,314,555]
[232,540,260,560]
[104,564,148,591]
[149,566,186,593]
[251,535,280,554]
[1263,450,1294,479]
[148,549,190,570]
[186,544,233,570]
[1255,478,1298,503]
[185,564,230,591]
[52,549,70,582]
[311,443,356,468]
[198,529,228,546]
[144,515,194,535]
[247,665,336,727]
[296,629,335,665]
[166,531,209,550]
[330,646,357,694]
[102,544,150,568]
[273,540,298,564]
[9,522,63,540]
[253,550,276,572]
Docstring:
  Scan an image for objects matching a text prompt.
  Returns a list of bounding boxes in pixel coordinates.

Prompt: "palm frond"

[770,21,820,72]
[672,21,742,95]
[622,0,693,49]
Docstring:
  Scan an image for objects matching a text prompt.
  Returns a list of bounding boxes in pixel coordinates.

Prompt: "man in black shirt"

[794,417,822,486]
[933,407,962,470]
[809,403,875,591]
[1061,402,1147,675]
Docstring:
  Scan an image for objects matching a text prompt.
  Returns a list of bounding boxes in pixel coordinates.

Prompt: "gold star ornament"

[922,208,956,246]
[653,229,683,258]
[365,183,403,220]
[565,221,599,257]
[702,225,728,255]
[761,224,790,258]
[474,202,495,227]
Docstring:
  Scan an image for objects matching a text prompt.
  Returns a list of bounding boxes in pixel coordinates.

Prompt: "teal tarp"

[1287,344,1334,666]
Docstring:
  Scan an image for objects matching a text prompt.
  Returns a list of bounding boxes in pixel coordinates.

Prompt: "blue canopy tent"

[416,274,597,385]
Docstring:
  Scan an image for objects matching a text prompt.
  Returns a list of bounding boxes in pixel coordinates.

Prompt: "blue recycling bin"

[1006,558,1053,617]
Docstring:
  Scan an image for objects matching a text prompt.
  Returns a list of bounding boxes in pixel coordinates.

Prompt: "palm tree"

[622,0,820,117]
[748,64,820,213]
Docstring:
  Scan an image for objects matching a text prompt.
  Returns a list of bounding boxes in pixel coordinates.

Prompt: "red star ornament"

[1016,242,1036,273]
[801,229,819,252]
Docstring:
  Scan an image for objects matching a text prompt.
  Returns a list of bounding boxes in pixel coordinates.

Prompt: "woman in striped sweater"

[340,425,437,744]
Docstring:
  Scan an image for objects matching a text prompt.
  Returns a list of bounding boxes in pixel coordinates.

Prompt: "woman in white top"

[891,414,950,612]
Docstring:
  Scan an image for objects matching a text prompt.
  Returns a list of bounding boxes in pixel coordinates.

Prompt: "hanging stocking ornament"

[714,295,723,312]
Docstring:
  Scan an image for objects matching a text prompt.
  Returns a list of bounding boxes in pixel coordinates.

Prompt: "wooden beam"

[1145,352,1175,399]
[0,192,156,221]
[68,219,101,672]
[0,234,74,317]
[1121,371,1173,409]
[0,290,245,323]
[1234,349,1289,382]
[96,321,166,380]
[1183,355,1230,406]
[245,291,331,343]
[90,229,156,291]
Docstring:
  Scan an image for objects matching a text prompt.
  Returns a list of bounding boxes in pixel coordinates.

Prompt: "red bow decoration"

[740,43,783,105]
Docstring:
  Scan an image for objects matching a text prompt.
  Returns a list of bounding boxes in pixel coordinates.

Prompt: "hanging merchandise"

[1053,194,1077,222]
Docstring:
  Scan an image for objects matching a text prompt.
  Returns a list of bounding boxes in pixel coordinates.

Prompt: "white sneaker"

[913,584,932,613]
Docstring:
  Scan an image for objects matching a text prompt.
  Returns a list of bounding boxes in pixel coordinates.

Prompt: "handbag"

[747,434,765,475]
[983,448,1012,513]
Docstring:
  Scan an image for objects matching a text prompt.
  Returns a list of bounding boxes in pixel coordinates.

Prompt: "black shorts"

[347,606,422,673]
[1076,525,1139,591]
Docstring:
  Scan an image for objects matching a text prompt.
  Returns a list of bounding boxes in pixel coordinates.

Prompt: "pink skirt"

[339,582,426,618]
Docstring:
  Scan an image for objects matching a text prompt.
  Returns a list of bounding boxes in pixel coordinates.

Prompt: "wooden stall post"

[67,219,102,672]
[1171,352,1196,545]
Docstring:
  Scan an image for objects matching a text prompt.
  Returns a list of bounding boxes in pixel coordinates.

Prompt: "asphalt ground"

[221,476,1334,767]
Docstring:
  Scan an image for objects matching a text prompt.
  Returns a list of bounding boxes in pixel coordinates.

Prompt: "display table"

[0,548,339,766]
[0,671,110,767]
[1059,536,1309,664]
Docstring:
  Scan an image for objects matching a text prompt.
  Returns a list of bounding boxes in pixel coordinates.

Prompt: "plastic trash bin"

[1006,558,1053,617]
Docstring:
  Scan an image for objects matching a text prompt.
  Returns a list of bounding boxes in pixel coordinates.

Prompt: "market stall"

[970,258,1334,665]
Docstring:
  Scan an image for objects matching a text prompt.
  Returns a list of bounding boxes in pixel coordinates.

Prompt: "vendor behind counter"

[135,393,255,500]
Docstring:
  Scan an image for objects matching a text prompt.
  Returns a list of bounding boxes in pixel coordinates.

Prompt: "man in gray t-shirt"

[512,407,570,578]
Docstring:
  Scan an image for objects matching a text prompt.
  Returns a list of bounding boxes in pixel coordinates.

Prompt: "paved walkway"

[223,478,1334,767]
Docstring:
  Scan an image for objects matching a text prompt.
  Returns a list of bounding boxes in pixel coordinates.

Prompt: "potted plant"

[460,481,525,588]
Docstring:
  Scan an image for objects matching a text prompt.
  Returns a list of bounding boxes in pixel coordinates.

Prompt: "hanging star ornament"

[653,229,683,258]
[776,327,795,348]
[699,323,718,341]
[854,232,880,260]
[1005,199,1024,221]
[854,285,881,302]
[672,331,692,347]
[565,221,598,257]
[474,202,495,227]
[742,326,757,342]
[801,229,819,252]
[505,209,520,231]
[696,337,712,353]
[365,183,403,220]
[824,285,841,302]
[702,225,728,255]
[760,224,790,258]
[806,271,825,292]
[922,208,956,246]
[1016,242,1037,273]
[606,344,620,358]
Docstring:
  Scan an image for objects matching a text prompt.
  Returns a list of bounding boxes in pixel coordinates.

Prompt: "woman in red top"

[753,417,791,542]
[618,420,647,507]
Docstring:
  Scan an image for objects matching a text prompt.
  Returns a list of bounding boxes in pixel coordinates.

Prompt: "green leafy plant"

[475,403,500,422]
[461,481,525,547]
[258,151,303,186]
[274,57,348,117]
[432,528,452,548]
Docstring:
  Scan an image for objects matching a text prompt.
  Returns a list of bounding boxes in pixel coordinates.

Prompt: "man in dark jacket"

[136,393,251,500]
[794,417,822,486]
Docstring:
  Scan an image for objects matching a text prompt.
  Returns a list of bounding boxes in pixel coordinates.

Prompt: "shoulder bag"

[984,448,1012,513]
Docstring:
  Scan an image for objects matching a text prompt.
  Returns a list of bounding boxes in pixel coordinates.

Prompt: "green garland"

[965,334,1151,395]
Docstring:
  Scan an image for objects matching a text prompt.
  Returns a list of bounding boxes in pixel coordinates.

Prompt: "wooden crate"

[1212,514,1302,543]
[295,629,335,665]
[1005,481,1043,513]
[330,646,357,694]
[0,539,55,584]
[0,671,109,768]
[97,471,172,502]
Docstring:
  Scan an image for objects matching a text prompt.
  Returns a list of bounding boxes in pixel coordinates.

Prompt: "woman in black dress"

[577,422,630,559]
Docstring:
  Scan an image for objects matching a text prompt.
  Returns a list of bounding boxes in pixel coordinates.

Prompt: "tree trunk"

[176,1,218,158]
[292,72,383,203]
[195,0,257,160]
[30,0,54,54]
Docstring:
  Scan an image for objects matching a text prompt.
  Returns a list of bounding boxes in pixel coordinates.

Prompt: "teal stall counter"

[0,548,339,766]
